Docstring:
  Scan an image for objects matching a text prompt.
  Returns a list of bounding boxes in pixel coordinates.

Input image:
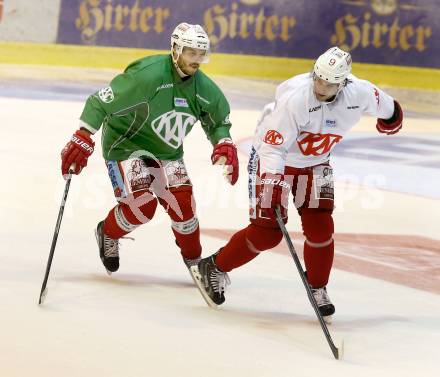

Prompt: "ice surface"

[0,70,439,377]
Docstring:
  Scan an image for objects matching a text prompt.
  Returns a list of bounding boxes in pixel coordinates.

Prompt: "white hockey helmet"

[313,47,352,84]
[170,23,210,63]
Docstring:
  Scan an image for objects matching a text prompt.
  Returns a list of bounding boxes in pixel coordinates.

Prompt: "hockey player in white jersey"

[190,47,403,315]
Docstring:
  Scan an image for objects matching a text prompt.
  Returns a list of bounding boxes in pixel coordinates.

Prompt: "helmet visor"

[180,46,209,64]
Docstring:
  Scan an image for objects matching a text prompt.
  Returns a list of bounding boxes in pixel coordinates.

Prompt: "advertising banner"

[0,0,61,43]
[57,0,439,68]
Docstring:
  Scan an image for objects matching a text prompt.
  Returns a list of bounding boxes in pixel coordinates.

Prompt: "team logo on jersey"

[174,97,189,107]
[222,115,231,125]
[297,132,343,156]
[98,87,114,103]
[151,110,197,149]
[263,130,284,145]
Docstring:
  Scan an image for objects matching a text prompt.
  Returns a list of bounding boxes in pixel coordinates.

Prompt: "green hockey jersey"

[80,54,232,161]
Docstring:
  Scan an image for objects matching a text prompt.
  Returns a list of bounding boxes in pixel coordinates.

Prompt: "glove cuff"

[377,100,403,134]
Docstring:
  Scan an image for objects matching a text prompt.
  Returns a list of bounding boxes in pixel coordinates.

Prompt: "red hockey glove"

[258,173,290,218]
[376,100,403,135]
[61,129,95,176]
[211,138,239,185]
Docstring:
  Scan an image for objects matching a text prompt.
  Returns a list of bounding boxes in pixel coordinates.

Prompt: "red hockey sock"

[173,226,202,260]
[303,240,334,287]
[215,228,259,272]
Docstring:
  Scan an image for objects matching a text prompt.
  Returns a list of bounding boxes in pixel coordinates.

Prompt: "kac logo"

[152,110,197,149]
[263,129,284,145]
[297,132,343,156]
[98,87,114,103]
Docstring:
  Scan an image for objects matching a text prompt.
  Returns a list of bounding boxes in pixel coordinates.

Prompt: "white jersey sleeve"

[357,78,395,120]
[254,94,299,174]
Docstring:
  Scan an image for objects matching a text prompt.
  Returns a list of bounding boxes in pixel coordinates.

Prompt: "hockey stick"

[275,206,343,360]
[38,168,75,305]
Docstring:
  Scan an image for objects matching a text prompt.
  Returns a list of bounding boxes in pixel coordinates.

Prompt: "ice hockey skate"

[182,255,201,283]
[182,256,201,269]
[311,286,335,323]
[190,255,230,307]
[95,221,120,275]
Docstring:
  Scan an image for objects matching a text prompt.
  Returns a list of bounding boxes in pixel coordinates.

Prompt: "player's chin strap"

[320,82,345,104]
[171,51,189,78]
[312,73,346,104]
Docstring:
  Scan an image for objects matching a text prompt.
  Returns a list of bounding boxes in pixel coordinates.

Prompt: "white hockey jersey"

[253,73,395,173]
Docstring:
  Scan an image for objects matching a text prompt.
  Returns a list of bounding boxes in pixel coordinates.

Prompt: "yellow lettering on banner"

[388,18,400,49]
[399,25,414,51]
[129,0,141,32]
[154,8,169,34]
[114,5,123,31]
[265,15,278,41]
[203,2,296,45]
[76,0,104,42]
[331,11,433,54]
[254,8,265,40]
[239,13,254,39]
[361,12,371,47]
[331,13,361,51]
[114,5,130,31]
[372,22,388,48]
[139,7,153,33]
[104,2,113,31]
[415,26,432,52]
[204,5,228,45]
[75,0,170,40]
[76,2,91,31]
[229,3,238,38]
[280,16,296,42]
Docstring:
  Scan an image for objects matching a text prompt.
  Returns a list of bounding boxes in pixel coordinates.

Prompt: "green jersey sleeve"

[197,77,232,145]
[79,71,145,132]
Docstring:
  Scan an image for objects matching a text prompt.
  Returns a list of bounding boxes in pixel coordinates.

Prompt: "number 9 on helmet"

[313,47,352,85]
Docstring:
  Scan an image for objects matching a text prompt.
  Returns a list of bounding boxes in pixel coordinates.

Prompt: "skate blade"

[189,266,218,308]
[337,339,345,360]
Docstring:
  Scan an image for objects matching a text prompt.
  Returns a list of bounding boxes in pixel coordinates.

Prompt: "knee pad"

[301,208,334,244]
[245,224,283,252]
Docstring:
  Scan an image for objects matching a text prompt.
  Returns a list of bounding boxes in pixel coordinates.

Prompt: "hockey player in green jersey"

[60,23,239,274]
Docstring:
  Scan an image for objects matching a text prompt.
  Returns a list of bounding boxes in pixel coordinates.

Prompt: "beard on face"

[184,63,199,75]
[177,56,199,75]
